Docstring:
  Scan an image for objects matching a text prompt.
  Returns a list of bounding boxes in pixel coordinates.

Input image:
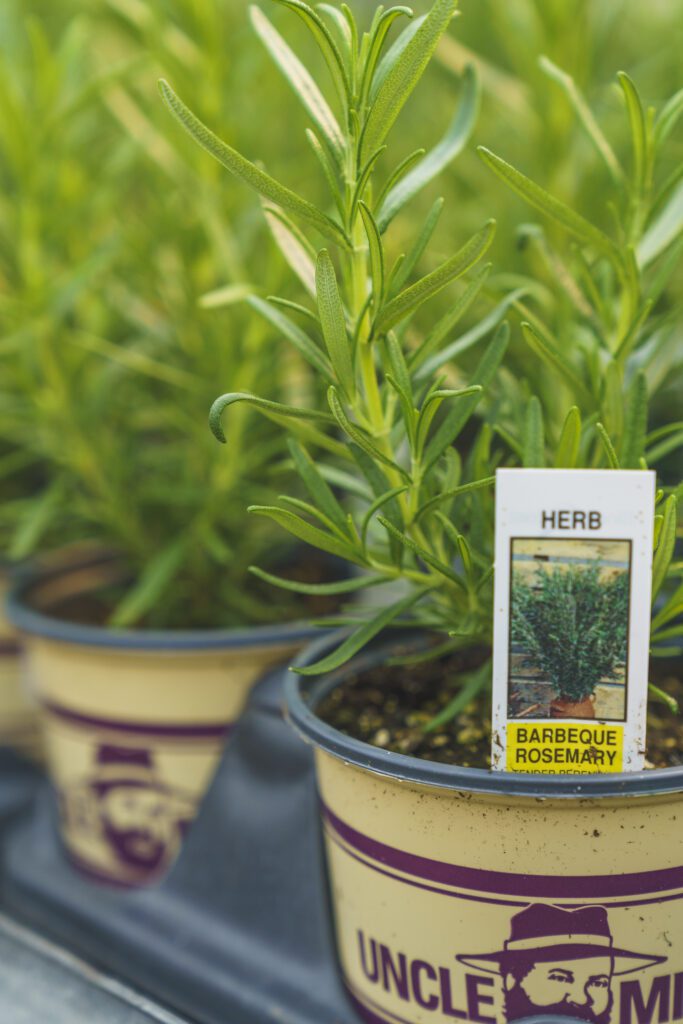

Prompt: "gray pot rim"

[6,561,324,652]
[285,629,683,800]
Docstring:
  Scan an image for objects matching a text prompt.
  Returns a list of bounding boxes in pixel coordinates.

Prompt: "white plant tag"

[491,468,655,773]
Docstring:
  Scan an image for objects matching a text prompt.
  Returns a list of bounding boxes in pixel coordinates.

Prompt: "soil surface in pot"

[29,550,341,631]
[317,645,492,767]
[317,650,683,769]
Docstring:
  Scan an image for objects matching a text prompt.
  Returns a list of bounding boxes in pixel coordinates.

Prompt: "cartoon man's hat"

[96,745,153,769]
[93,744,157,785]
[457,905,666,977]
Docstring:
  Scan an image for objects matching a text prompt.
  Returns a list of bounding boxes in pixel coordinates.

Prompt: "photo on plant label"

[508,539,632,722]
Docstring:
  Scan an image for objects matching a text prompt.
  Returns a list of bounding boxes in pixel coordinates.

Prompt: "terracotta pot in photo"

[550,693,596,719]
[7,558,322,887]
[286,632,683,1024]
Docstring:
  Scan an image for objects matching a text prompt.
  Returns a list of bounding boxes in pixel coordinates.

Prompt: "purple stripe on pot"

[322,802,683,900]
[324,824,520,908]
[325,822,683,911]
[43,700,233,740]
[0,640,20,656]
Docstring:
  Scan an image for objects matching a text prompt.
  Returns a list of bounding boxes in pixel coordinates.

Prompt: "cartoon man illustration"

[62,744,195,879]
[458,904,666,1024]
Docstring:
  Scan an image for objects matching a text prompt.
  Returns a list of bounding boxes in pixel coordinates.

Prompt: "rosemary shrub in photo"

[511,564,630,706]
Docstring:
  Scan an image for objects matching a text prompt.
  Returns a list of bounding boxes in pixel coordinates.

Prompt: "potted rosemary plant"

[2,0,333,886]
[167,0,683,1018]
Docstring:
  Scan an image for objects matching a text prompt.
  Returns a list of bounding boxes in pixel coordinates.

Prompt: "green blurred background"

[1,0,681,627]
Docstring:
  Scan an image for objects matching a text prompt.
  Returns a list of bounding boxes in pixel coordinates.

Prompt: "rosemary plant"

[161,0,502,673]
[439,3,683,392]
[0,0,326,629]
[162,0,681,717]
[477,70,683,701]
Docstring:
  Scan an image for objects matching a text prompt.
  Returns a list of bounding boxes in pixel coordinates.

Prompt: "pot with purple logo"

[286,632,683,1024]
[0,565,40,760]
[7,557,322,887]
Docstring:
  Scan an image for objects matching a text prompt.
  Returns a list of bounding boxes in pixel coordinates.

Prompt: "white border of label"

[492,468,655,773]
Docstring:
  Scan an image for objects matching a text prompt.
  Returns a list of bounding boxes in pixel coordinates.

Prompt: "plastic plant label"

[491,468,655,773]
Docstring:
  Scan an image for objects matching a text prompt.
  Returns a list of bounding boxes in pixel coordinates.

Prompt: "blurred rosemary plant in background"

[0,0,328,628]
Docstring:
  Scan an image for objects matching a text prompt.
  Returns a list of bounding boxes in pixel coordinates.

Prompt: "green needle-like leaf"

[478,146,621,263]
[654,87,683,148]
[263,206,317,296]
[603,361,624,441]
[652,495,677,602]
[359,6,414,109]
[246,295,333,381]
[374,148,427,220]
[249,504,364,563]
[370,14,426,102]
[539,56,624,185]
[596,423,621,469]
[288,439,347,532]
[416,386,481,455]
[648,683,679,715]
[651,583,683,632]
[158,79,348,247]
[409,262,488,369]
[520,321,592,407]
[328,387,409,479]
[554,407,582,468]
[423,322,509,470]
[638,181,683,267]
[618,71,648,199]
[361,485,410,546]
[422,661,490,732]
[375,220,495,334]
[378,63,479,229]
[248,566,388,595]
[274,0,349,105]
[622,371,648,469]
[378,516,467,589]
[209,392,332,443]
[416,282,523,379]
[523,396,546,467]
[359,202,385,306]
[362,0,457,163]
[316,250,355,399]
[109,541,186,627]
[390,197,444,294]
[416,476,495,519]
[250,6,345,167]
[295,588,430,675]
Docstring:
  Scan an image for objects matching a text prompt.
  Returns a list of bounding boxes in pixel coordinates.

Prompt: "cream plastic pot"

[286,632,683,1024]
[8,559,322,887]
[0,567,40,759]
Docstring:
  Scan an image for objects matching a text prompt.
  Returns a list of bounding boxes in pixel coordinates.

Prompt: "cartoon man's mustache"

[505,983,612,1024]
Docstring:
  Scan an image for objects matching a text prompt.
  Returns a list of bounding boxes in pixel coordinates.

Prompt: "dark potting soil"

[647,667,683,768]
[32,551,341,631]
[318,650,683,770]
[317,645,492,767]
